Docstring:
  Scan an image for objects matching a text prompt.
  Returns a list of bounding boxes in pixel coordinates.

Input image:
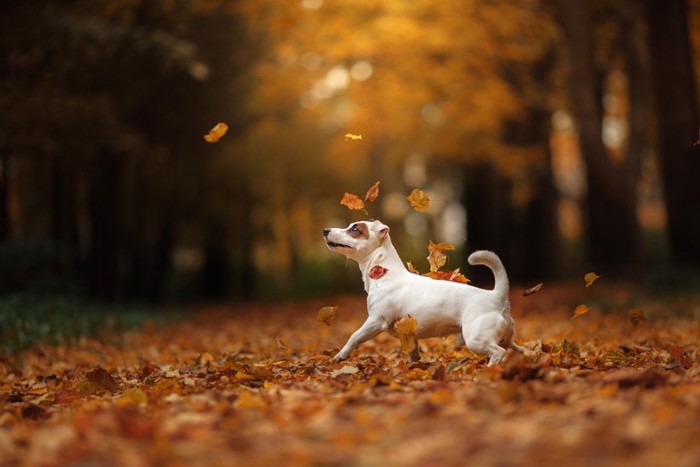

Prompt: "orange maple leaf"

[340,192,365,210]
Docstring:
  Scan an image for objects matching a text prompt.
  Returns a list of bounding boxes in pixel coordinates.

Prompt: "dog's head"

[323,220,390,262]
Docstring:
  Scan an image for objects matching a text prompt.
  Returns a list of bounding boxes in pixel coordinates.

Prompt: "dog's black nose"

[323,228,330,237]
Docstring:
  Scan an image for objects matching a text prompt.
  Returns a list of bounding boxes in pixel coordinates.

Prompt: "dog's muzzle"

[323,228,351,249]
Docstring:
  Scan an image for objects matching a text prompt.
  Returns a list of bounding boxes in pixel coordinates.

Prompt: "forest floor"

[1,283,700,466]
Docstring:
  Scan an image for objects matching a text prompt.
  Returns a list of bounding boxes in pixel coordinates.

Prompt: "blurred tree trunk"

[464,164,514,285]
[201,219,230,300]
[647,0,700,270]
[88,150,124,301]
[557,0,646,275]
[0,145,9,240]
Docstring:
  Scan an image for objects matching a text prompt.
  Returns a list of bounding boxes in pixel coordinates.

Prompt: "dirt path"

[1,286,699,466]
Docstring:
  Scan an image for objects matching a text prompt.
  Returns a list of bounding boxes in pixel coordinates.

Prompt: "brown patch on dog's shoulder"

[349,222,370,239]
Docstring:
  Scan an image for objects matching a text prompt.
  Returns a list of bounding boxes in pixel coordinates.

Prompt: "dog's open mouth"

[326,241,351,249]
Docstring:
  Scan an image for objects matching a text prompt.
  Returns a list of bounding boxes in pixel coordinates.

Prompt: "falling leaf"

[273,336,288,352]
[584,272,601,288]
[406,261,419,274]
[406,188,430,212]
[628,308,646,327]
[340,192,365,210]
[84,367,119,393]
[369,265,388,280]
[426,240,455,272]
[203,122,229,143]
[344,133,362,141]
[364,181,380,203]
[523,283,543,297]
[394,315,418,353]
[571,304,590,320]
[316,306,338,327]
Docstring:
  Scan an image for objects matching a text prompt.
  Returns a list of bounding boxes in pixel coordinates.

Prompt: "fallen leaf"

[394,315,418,353]
[406,188,430,212]
[119,388,148,406]
[406,261,419,274]
[523,283,543,297]
[628,308,646,327]
[344,133,362,141]
[369,265,388,280]
[340,192,365,210]
[203,122,229,143]
[584,272,600,288]
[235,391,268,410]
[316,306,338,327]
[423,269,469,284]
[364,181,380,203]
[331,366,360,378]
[85,367,119,393]
[571,304,590,320]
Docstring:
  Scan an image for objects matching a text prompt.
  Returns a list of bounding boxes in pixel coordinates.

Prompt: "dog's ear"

[370,220,390,239]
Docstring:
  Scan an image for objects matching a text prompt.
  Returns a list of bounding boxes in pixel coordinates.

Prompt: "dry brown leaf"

[628,308,646,327]
[406,188,430,212]
[364,181,380,203]
[316,306,338,327]
[522,283,543,297]
[344,133,362,141]
[84,367,119,393]
[426,240,455,272]
[340,192,365,210]
[203,122,229,143]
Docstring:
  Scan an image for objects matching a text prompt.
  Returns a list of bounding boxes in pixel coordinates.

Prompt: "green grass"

[0,295,176,357]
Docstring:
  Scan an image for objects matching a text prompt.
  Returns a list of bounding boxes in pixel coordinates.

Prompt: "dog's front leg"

[333,316,388,361]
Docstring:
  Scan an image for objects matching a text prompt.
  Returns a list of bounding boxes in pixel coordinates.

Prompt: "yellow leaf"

[340,192,365,210]
[406,188,430,212]
[628,308,646,327]
[316,306,338,327]
[364,181,380,203]
[426,240,454,272]
[203,122,229,143]
[571,304,590,320]
[394,315,418,353]
[344,133,362,141]
[584,272,601,287]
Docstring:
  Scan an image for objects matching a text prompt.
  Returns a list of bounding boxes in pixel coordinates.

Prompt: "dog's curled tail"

[467,250,509,301]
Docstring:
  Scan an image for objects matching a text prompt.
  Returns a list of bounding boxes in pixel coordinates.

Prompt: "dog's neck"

[357,237,406,293]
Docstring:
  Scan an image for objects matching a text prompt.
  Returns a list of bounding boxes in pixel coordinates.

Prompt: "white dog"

[323,220,523,366]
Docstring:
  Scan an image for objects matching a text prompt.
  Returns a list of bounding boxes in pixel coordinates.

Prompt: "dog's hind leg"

[333,316,388,361]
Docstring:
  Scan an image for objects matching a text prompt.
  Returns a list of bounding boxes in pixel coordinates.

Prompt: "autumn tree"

[647,0,700,272]
[556,0,651,276]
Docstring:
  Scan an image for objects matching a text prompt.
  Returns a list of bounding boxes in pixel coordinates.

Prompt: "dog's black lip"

[326,241,351,249]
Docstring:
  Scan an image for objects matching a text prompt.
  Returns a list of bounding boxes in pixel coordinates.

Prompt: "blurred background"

[1,0,699,303]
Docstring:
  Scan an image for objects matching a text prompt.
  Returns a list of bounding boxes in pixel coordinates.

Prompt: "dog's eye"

[350,225,360,233]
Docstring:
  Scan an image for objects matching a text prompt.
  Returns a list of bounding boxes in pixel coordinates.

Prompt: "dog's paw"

[332,352,348,362]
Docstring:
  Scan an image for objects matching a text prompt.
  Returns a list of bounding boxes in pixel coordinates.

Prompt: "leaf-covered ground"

[1,284,700,466]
